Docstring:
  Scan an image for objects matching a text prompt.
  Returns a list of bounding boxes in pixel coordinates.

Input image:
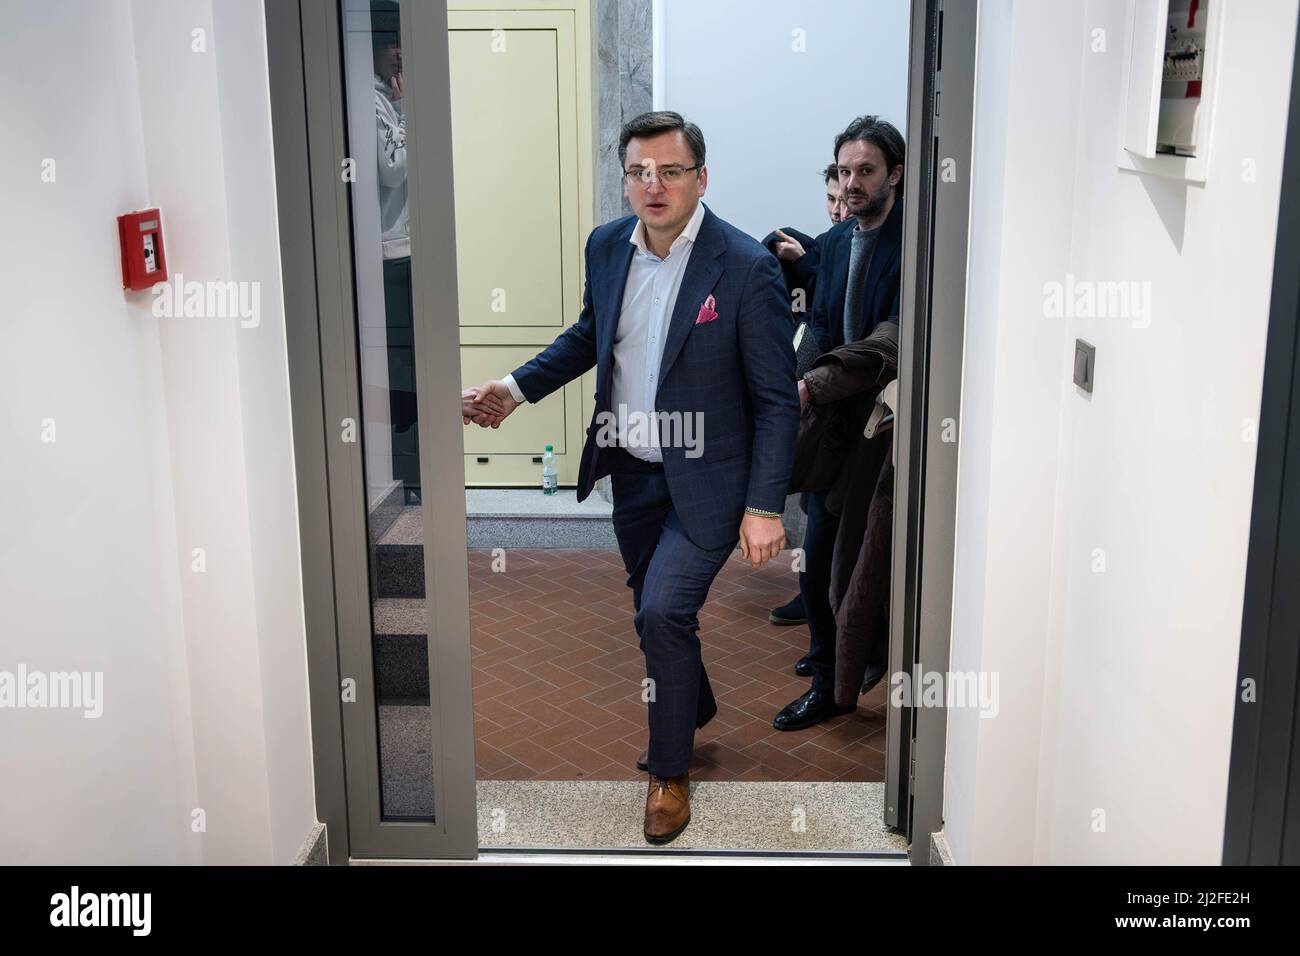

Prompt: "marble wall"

[595,0,653,225]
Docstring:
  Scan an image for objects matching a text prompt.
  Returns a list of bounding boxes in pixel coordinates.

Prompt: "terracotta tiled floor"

[468,548,888,782]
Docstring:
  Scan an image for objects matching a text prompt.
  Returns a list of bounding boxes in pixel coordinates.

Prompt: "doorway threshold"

[475,779,907,853]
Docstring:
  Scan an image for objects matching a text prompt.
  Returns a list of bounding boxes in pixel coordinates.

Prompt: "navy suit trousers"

[608,449,733,777]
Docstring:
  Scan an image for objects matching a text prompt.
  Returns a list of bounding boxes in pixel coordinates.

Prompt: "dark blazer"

[761,226,824,319]
[510,204,800,550]
[809,194,905,352]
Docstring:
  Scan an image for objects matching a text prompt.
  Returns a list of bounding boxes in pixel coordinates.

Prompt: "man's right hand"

[463,380,520,429]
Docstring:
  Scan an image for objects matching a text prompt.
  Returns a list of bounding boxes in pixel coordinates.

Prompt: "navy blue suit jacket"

[510,204,799,550]
[809,195,905,352]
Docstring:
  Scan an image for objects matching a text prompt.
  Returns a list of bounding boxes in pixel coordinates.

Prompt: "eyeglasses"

[623,164,701,187]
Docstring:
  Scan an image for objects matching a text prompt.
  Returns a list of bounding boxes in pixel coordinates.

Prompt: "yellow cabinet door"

[460,344,577,485]
[448,6,593,486]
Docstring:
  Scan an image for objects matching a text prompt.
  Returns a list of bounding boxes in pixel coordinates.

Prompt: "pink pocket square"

[695,294,719,325]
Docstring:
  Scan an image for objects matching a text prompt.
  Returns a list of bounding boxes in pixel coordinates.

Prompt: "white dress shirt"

[504,201,707,463]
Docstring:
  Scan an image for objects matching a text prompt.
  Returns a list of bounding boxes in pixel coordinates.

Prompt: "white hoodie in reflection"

[375,73,410,260]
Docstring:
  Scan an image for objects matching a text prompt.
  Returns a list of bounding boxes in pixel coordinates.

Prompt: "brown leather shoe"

[644,772,691,844]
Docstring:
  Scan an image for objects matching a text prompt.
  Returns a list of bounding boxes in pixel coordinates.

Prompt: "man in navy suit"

[466,111,799,844]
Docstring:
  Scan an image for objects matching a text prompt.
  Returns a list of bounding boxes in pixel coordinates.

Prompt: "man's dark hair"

[371,0,401,62]
[618,111,706,168]
[822,162,839,184]
[834,115,906,196]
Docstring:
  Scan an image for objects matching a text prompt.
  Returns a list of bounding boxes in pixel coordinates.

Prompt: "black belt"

[609,446,665,473]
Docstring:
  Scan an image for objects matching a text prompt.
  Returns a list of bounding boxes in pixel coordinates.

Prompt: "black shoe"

[636,699,719,771]
[861,663,887,695]
[772,688,855,731]
[769,594,807,626]
[794,655,814,677]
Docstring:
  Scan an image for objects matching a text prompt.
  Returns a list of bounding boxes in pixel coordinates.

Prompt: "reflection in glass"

[342,0,434,821]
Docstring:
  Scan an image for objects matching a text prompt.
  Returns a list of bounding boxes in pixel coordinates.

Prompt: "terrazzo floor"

[476,779,907,854]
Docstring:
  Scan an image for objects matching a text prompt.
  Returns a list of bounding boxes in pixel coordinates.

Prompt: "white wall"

[0,0,199,866]
[656,0,910,240]
[945,0,1296,864]
[0,0,315,864]
[209,0,318,866]
[942,0,1015,868]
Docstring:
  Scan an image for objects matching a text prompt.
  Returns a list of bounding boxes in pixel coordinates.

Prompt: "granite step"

[465,488,618,550]
[372,489,619,599]
[371,487,803,599]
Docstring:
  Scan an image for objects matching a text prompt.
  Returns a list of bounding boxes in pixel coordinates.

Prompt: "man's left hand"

[772,228,805,262]
[739,512,785,571]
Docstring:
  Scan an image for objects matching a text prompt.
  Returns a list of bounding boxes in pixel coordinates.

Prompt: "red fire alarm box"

[117,208,168,291]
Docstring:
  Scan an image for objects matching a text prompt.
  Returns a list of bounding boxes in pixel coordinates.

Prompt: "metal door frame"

[270,0,975,863]
[1223,6,1300,866]
[267,0,477,861]
[887,0,976,864]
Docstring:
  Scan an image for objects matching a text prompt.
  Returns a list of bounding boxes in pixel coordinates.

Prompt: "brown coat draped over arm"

[787,319,898,512]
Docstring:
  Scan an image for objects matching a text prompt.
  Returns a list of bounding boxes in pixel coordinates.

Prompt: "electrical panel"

[1156,0,1208,156]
